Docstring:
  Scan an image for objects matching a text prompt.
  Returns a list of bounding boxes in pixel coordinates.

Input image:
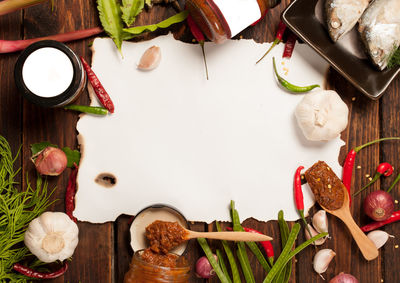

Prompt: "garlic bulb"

[367,230,393,249]
[305,224,326,245]
[24,212,79,263]
[313,249,336,279]
[295,90,349,141]
[137,46,161,71]
[312,210,329,234]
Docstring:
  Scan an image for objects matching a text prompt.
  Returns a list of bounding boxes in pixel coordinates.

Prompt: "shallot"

[32,147,67,176]
[313,249,336,279]
[364,190,394,221]
[195,255,217,279]
[329,272,359,283]
[305,224,326,245]
[367,230,393,249]
[137,46,161,71]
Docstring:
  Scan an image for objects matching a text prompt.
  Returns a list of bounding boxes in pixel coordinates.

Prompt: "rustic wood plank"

[379,75,400,283]
[20,1,112,283]
[0,11,23,157]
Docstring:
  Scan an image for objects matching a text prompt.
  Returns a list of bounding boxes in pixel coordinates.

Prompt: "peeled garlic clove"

[305,224,326,245]
[137,46,161,71]
[312,210,329,234]
[367,230,393,249]
[313,249,336,279]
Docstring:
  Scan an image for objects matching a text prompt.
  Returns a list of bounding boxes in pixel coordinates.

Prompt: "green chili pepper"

[216,222,241,283]
[275,210,291,283]
[197,238,231,283]
[64,105,109,115]
[272,57,320,93]
[217,249,232,283]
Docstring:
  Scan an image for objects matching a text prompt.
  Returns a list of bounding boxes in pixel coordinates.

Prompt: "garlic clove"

[367,230,393,249]
[313,248,336,280]
[312,210,329,234]
[305,224,327,245]
[137,46,161,71]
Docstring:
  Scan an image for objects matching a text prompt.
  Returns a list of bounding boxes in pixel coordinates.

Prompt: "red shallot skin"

[195,255,216,279]
[34,147,67,176]
[329,272,359,283]
[363,190,394,221]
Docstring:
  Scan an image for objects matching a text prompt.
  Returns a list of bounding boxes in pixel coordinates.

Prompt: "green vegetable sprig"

[0,135,56,282]
[121,0,145,26]
[123,11,188,35]
[96,0,188,52]
[388,48,400,69]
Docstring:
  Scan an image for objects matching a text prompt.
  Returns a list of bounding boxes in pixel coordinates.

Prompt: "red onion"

[195,255,217,279]
[329,272,359,283]
[363,190,394,221]
[34,147,67,176]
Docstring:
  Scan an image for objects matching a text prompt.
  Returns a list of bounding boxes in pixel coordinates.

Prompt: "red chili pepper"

[187,15,209,80]
[361,210,400,232]
[294,166,313,238]
[282,32,297,59]
[80,56,115,113]
[353,162,394,196]
[227,226,274,264]
[251,9,268,26]
[65,165,78,222]
[256,21,287,64]
[342,137,400,204]
[13,262,68,279]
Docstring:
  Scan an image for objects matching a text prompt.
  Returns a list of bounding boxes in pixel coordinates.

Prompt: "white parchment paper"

[74,35,344,223]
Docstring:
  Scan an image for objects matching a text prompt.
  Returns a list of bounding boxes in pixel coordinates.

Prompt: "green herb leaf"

[97,0,124,52]
[388,48,400,69]
[0,136,56,282]
[62,147,81,167]
[121,0,144,26]
[123,10,188,35]
[31,142,57,155]
[31,142,81,168]
[145,0,152,7]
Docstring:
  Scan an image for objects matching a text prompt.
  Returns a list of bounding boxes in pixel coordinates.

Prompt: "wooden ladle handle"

[186,230,272,242]
[340,213,378,261]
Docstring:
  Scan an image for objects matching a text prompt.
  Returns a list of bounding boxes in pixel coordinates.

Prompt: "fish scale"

[325,0,370,42]
[358,0,400,70]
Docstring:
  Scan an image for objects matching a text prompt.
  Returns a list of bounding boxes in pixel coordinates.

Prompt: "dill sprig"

[388,48,400,69]
[0,136,56,282]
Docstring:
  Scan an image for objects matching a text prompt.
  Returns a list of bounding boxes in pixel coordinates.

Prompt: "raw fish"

[358,0,400,70]
[325,0,369,42]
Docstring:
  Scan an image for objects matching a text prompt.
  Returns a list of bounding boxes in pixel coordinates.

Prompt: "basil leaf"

[62,147,81,168]
[123,10,188,35]
[121,0,144,26]
[31,142,57,155]
[97,0,124,52]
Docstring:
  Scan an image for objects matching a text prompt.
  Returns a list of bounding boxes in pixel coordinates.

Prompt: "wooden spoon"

[321,186,378,261]
[184,229,272,242]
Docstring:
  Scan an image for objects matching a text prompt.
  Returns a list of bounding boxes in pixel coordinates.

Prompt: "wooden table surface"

[1,0,400,282]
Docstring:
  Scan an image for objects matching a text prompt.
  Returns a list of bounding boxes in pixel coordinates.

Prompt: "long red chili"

[282,32,297,59]
[227,226,274,264]
[361,210,400,232]
[342,137,400,204]
[353,162,393,196]
[65,165,78,222]
[251,9,268,26]
[80,56,115,113]
[187,15,209,80]
[256,21,286,64]
[13,262,68,279]
[294,166,312,238]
